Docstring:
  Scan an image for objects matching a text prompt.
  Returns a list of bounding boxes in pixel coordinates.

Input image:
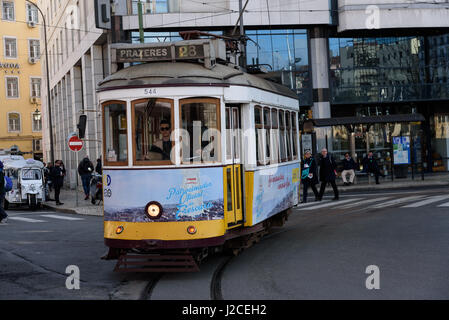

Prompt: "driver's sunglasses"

[160,127,170,131]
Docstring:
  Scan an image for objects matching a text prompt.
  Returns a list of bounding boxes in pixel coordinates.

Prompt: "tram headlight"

[187,226,197,235]
[145,201,163,220]
[116,226,124,234]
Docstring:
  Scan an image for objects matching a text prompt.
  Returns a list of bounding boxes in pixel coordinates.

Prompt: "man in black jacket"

[51,160,65,205]
[362,151,385,184]
[0,160,8,223]
[78,156,94,200]
[317,148,339,201]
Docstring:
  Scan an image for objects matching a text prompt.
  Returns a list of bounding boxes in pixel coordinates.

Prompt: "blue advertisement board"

[103,167,224,222]
[393,136,411,165]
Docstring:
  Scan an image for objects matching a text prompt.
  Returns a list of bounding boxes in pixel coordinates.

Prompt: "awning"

[305,113,425,127]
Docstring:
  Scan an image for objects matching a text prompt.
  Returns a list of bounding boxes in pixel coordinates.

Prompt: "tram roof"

[97,62,299,100]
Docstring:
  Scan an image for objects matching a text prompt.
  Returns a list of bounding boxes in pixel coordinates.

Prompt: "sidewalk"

[43,172,449,216]
[334,171,449,193]
[43,188,103,216]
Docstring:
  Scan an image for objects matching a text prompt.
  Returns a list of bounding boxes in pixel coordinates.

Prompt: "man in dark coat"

[317,148,339,201]
[0,160,8,223]
[362,151,385,184]
[78,156,94,200]
[300,150,319,203]
[51,160,65,205]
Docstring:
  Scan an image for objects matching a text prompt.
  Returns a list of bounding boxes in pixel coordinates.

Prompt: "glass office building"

[328,34,449,173]
[130,29,449,172]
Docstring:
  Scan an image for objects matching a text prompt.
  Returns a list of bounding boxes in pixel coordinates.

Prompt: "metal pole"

[138,0,144,44]
[26,1,55,164]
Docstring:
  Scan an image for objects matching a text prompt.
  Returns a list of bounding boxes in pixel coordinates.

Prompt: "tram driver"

[150,120,172,161]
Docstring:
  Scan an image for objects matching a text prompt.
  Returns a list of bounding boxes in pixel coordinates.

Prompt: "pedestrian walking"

[362,151,385,184]
[317,148,339,201]
[46,162,54,192]
[300,150,319,203]
[95,158,102,175]
[341,152,357,186]
[44,162,54,200]
[78,156,94,200]
[51,160,65,205]
[0,161,9,224]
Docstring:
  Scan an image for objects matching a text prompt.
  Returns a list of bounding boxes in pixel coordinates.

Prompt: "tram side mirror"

[77,115,87,139]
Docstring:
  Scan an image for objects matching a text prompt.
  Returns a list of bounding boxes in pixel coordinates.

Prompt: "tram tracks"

[145,253,234,300]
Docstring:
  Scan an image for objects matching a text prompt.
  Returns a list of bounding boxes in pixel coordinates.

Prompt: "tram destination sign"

[116,43,205,63]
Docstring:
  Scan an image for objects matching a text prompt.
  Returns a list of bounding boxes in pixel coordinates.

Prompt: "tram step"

[114,251,200,273]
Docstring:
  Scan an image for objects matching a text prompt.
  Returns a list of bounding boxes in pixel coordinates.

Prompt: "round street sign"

[68,135,84,152]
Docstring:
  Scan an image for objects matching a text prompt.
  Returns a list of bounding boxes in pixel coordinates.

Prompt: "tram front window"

[134,98,173,164]
[180,98,220,164]
[103,102,128,165]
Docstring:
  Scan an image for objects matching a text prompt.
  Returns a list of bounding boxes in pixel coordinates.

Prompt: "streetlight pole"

[26,0,55,164]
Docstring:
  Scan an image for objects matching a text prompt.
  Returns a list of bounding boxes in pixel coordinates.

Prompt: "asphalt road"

[1,187,448,300]
[0,209,127,299]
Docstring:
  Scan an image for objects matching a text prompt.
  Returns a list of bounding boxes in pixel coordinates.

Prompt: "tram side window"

[285,111,292,161]
[264,108,271,165]
[291,112,298,159]
[270,108,279,164]
[104,102,128,164]
[133,98,173,164]
[180,98,220,164]
[255,106,264,165]
[279,110,287,162]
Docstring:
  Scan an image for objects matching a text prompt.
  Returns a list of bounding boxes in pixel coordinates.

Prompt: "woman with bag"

[300,150,319,203]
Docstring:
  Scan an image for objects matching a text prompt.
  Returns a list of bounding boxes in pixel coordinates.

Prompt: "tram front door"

[224,105,243,230]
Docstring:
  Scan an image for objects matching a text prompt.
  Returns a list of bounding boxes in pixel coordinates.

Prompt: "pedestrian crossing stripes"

[297,198,364,211]
[296,194,449,211]
[437,202,449,207]
[368,195,426,209]
[40,214,84,221]
[401,195,449,208]
[4,214,85,224]
[339,196,391,209]
[8,217,46,223]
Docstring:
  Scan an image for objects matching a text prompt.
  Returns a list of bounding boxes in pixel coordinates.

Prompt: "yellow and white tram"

[98,52,300,271]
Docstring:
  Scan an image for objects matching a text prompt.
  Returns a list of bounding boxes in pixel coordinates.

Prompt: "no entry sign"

[68,135,84,152]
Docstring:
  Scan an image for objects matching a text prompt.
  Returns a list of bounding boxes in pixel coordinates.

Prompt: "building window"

[26,3,38,23]
[2,1,14,20]
[32,110,42,132]
[6,77,19,98]
[246,29,311,106]
[131,0,168,14]
[8,112,21,132]
[29,39,40,59]
[4,37,17,58]
[31,78,41,97]
[33,139,42,152]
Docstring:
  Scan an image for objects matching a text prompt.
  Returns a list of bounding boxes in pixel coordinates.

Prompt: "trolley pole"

[138,0,144,44]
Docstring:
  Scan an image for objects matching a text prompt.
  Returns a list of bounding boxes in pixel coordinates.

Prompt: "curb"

[327,180,449,193]
[42,204,103,217]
